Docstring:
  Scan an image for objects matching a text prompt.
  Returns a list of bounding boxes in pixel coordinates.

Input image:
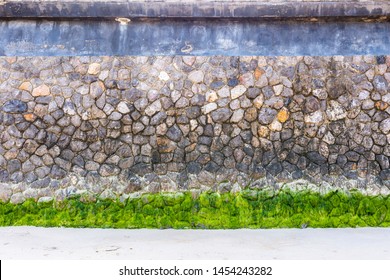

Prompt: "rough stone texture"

[1,55,390,202]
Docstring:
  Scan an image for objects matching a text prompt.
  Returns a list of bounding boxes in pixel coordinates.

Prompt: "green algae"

[1,189,390,229]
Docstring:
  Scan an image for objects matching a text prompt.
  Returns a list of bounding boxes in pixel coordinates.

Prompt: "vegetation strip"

[1,190,390,229]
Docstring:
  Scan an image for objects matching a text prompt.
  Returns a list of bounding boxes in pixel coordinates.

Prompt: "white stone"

[188,70,204,84]
[358,90,370,100]
[190,119,198,131]
[206,90,218,102]
[323,132,335,145]
[305,111,324,124]
[382,93,390,103]
[202,103,217,114]
[231,85,246,99]
[217,86,230,98]
[171,90,181,103]
[326,100,347,121]
[145,100,162,116]
[273,84,284,96]
[158,71,170,81]
[269,120,282,131]
[230,109,244,123]
[117,101,130,114]
[88,63,101,75]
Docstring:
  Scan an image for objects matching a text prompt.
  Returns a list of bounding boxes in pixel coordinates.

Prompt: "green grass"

[1,189,390,228]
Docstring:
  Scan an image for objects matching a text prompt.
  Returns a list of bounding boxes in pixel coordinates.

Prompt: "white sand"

[0,226,389,260]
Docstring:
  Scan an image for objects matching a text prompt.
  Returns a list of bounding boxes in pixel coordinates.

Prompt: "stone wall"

[1,55,390,203]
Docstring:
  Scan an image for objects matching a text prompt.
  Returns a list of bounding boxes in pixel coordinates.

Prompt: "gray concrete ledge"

[0,227,390,259]
[1,1,390,19]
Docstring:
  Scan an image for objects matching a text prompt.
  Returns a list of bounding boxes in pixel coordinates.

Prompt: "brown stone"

[277,108,290,123]
[254,68,265,80]
[34,104,48,118]
[258,126,269,138]
[19,81,32,92]
[32,84,50,97]
[244,108,257,122]
[375,101,389,111]
[157,137,176,153]
[304,96,320,113]
[23,113,36,122]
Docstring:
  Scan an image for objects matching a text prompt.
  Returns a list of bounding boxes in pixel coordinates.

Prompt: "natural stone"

[166,125,182,142]
[32,84,50,97]
[326,101,347,121]
[88,63,101,75]
[158,71,170,81]
[258,107,277,125]
[188,70,204,84]
[90,81,105,99]
[23,113,36,122]
[202,103,217,114]
[145,100,162,116]
[380,118,390,134]
[305,96,320,113]
[117,101,130,114]
[211,108,232,123]
[269,120,282,131]
[231,85,246,99]
[244,108,257,122]
[2,100,27,113]
[253,95,264,109]
[99,164,120,177]
[19,81,32,92]
[10,193,25,204]
[277,108,289,123]
[230,109,244,123]
[305,111,324,124]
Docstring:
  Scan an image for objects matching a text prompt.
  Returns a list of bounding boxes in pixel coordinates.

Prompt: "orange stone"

[277,108,290,123]
[19,81,32,92]
[23,113,36,122]
[254,68,265,80]
[375,101,389,111]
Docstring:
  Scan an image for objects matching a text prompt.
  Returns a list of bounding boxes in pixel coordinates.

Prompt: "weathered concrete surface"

[0,226,389,259]
[1,19,390,56]
[1,1,390,19]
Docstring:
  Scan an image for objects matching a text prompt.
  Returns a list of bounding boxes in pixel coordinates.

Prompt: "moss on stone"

[1,189,390,229]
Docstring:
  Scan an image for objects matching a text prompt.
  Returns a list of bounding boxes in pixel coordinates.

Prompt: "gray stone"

[258,107,277,125]
[7,159,21,174]
[10,193,25,204]
[373,75,388,94]
[380,118,390,134]
[0,184,12,202]
[166,125,183,142]
[305,96,320,113]
[191,94,206,106]
[186,106,201,119]
[211,108,232,123]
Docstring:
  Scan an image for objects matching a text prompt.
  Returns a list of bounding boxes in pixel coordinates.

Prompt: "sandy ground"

[0,226,389,260]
